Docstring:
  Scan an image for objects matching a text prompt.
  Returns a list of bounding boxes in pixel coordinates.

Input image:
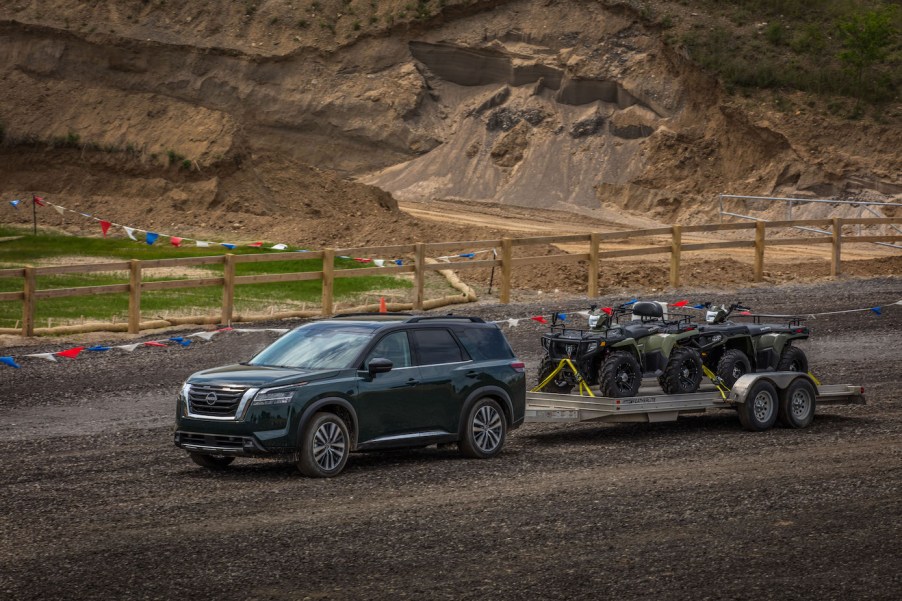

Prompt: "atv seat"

[699,324,750,336]
[623,323,660,339]
[745,324,774,336]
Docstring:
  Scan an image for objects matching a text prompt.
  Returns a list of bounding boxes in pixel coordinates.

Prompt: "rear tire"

[716,349,752,388]
[298,412,350,478]
[777,346,809,373]
[600,351,642,398]
[459,398,507,459]
[778,378,816,428]
[536,357,574,395]
[737,380,779,431]
[189,453,235,470]
[659,347,703,395]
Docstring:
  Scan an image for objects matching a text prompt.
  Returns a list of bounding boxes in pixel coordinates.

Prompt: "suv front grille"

[187,384,248,417]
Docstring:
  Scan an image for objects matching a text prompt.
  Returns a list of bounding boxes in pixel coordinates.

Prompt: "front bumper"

[174,430,291,457]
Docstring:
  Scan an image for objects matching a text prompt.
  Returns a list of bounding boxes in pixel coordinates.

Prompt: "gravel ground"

[1,277,900,600]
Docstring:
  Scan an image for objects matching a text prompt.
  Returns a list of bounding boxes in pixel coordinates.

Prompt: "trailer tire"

[600,351,642,397]
[659,347,703,395]
[737,380,779,431]
[716,349,752,388]
[777,346,809,373]
[536,357,574,395]
[778,378,816,428]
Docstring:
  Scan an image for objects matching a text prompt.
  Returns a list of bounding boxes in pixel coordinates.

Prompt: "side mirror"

[367,357,393,376]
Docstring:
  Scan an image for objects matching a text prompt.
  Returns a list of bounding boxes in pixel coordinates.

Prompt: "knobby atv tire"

[659,347,703,395]
[777,346,809,373]
[778,378,817,428]
[536,357,574,395]
[716,349,752,388]
[600,351,642,398]
[189,453,235,470]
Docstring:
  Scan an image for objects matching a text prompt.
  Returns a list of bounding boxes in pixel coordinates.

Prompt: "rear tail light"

[510,361,526,373]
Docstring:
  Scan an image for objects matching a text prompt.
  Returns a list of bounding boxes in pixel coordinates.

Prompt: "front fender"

[295,397,360,449]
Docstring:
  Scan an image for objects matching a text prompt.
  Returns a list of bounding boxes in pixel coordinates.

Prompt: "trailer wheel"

[600,351,642,398]
[737,380,779,431]
[659,347,703,395]
[536,357,574,395]
[716,349,752,388]
[777,346,809,373]
[778,379,816,428]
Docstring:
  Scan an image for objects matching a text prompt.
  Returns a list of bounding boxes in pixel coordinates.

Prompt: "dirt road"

[1,277,900,600]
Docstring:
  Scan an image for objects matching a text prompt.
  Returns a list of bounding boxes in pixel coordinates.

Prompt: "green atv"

[693,302,811,388]
[536,301,704,398]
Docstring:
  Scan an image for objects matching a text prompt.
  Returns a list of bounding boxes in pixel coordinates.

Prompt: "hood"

[187,364,343,388]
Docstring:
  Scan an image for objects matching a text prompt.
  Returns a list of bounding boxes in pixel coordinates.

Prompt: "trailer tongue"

[525,372,864,431]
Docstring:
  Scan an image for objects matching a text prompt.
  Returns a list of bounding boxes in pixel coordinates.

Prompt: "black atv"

[536,302,704,398]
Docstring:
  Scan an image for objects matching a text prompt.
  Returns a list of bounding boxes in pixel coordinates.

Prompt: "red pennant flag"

[740,311,752,316]
[144,341,167,347]
[531,316,548,324]
[216,327,233,332]
[56,346,85,359]
[100,220,112,237]
[170,236,182,247]
[248,242,263,248]
[671,300,689,307]
[354,257,372,263]
[602,307,613,315]
[32,195,46,206]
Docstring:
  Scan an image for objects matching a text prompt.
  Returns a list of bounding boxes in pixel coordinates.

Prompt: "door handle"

[405,378,419,386]
[465,371,479,379]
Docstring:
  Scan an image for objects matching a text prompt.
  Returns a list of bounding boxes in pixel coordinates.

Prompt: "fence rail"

[1,217,900,336]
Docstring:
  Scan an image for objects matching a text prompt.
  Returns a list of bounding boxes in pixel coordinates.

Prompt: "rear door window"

[411,328,465,365]
[453,326,515,361]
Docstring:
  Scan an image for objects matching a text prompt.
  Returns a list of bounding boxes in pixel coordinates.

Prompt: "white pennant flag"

[123,226,137,241]
[507,319,520,327]
[52,205,66,216]
[266,328,290,334]
[270,243,288,250]
[188,331,218,341]
[373,259,385,267]
[26,352,57,362]
[116,343,142,352]
[196,241,211,248]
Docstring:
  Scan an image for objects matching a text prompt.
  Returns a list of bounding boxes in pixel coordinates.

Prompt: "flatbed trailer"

[525,372,865,431]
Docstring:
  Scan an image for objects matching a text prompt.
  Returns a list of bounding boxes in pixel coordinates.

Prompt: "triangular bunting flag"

[25,352,57,362]
[354,258,372,263]
[459,252,476,258]
[507,319,520,327]
[602,307,614,315]
[395,259,403,266]
[9,199,20,209]
[56,346,85,359]
[188,331,218,341]
[32,195,46,206]
[53,204,66,216]
[123,226,138,241]
[870,307,882,315]
[196,240,211,248]
[270,243,287,250]
[87,345,111,352]
[557,313,567,321]
[692,304,706,310]
[672,300,689,307]
[144,341,166,347]
[145,232,159,245]
[1,356,21,368]
[115,343,142,352]
[531,316,548,324]
[100,220,112,237]
[221,243,236,250]
[266,328,290,334]
[623,299,638,306]
[170,236,183,247]
[373,259,385,267]
[248,242,263,248]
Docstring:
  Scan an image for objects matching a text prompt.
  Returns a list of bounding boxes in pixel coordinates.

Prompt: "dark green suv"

[174,315,526,477]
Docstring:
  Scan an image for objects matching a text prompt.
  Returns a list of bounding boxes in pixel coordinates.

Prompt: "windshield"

[249,323,377,369]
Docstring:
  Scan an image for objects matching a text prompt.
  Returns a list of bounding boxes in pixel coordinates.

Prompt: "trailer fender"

[728,372,818,405]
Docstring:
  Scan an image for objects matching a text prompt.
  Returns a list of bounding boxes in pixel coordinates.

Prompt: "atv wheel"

[716,349,752,388]
[536,357,574,395]
[599,351,642,398]
[777,346,809,373]
[659,347,703,395]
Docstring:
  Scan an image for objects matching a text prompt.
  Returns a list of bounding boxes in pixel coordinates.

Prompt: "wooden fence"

[1,217,900,336]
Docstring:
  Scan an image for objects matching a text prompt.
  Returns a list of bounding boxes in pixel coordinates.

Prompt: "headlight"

[180,381,191,400]
[252,385,303,405]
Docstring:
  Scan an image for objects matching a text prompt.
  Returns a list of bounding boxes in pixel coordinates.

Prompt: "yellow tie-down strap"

[531,358,596,397]
[702,364,730,400]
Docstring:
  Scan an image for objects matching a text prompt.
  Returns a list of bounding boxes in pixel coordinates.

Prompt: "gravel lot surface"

[1,277,900,600]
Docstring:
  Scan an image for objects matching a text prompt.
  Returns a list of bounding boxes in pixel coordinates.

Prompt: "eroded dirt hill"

[1,0,899,244]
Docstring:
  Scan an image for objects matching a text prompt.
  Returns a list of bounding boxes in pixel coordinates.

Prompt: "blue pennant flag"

[459,252,476,258]
[1,356,20,369]
[870,307,882,316]
[395,259,403,266]
[623,299,638,306]
[221,243,236,250]
[692,304,706,310]
[145,231,159,245]
[87,345,111,352]
[9,199,21,209]
[169,337,191,347]
[557,313,567,321]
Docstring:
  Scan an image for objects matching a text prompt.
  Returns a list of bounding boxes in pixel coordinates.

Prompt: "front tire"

[777,346,809,373]
[536,357,574,395]
[778,379,816,428]
[189,453,235,470]
[716,349,752,388]
[737,380,779,431]
[298,412,350,478]
[659,347,703,395]
[600,351,642,398]
[459,398,507,459]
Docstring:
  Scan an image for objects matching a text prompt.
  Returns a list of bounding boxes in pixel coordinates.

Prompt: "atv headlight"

[586,342,598,353]
[252,385,304,406]
[541,337,550,350]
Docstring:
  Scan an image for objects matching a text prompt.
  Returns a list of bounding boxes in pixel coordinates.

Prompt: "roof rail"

[404,316,486,323]
[330,312,414,320]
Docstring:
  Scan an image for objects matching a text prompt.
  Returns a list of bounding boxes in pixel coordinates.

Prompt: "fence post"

[22,267,35,337]
[500,237,513,304]
[588,233,600,298]
[831,217,842,277]
[128,260,142,334]
[221,254,235,326]
[322,249,335,315]
[754,221,766,282]
[413,243,426,310]
[670,225,682,288]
